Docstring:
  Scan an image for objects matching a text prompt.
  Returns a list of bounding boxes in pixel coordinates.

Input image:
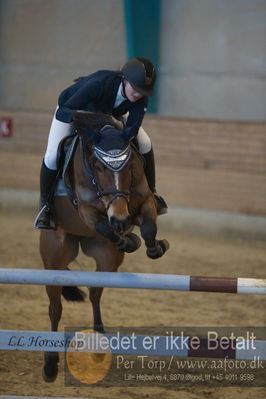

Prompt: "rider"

[35,56,168,230]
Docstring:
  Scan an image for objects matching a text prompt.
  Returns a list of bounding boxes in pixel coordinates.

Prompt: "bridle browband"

[80,136,132,211]
[94,145,132,172]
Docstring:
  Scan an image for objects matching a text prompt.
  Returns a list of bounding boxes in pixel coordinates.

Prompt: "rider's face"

[124,80,143,102]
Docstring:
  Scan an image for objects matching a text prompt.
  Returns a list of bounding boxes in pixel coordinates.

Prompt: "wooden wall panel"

[1,110,265,215]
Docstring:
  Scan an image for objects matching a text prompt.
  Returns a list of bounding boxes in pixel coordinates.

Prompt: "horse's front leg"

[78,203,141,253]
[85,240,125,333]
[140,197,169,259]
[95,218,141,253]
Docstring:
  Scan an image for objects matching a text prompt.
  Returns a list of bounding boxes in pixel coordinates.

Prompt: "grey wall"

[159,0,266,120]
[0,0,265,121]
[0,0,126,111]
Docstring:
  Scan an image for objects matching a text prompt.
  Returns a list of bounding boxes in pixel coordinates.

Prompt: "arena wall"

[1,109,265,218]
[0,0,265,120]
[160,0,266,120]
[0,0,126,112]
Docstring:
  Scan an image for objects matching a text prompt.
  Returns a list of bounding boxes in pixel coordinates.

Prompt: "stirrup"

[34,204,56,230]
[154,193,168,216]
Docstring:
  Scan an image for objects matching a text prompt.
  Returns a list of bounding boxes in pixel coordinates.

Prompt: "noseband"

[81,137,132,210]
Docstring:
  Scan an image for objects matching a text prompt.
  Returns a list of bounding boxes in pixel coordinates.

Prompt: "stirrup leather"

[34,204,56,230]
[154,193,168,215]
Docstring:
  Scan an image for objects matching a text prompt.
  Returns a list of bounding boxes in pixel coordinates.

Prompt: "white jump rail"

[0,268,266,294]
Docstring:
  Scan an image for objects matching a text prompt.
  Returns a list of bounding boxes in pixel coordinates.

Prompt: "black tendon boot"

[34,161,58,229]
[143,148,168,215]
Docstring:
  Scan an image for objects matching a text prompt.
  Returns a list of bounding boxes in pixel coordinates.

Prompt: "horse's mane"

[73,111,123,133]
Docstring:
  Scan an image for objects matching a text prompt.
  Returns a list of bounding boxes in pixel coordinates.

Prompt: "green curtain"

[123,0,161,113]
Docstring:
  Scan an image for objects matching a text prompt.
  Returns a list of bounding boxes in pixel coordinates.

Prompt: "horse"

[40,110,169,382]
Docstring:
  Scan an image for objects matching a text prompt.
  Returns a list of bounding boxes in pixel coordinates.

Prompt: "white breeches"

[44,109,152,170]
[136,126,152,154]
[44,109,73,170]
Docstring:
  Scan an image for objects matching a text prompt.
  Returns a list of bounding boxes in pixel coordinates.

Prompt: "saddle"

[54,134,79,206]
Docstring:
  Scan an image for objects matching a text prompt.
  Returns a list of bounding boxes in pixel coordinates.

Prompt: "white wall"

[0,0,126,111]
[0,0,265,121]
[159,0,266,120]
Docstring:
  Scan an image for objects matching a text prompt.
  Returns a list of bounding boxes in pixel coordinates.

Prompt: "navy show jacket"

[56,70,148,130]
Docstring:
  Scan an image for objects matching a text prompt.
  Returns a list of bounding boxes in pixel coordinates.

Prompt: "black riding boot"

[143,148,168,215]
[34,161,58,230]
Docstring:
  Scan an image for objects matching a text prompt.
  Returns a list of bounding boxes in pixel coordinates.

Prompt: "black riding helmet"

[121,57,156,96]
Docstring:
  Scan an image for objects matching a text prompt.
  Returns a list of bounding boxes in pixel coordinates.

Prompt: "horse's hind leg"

[43,285,62,382]
[80,238,124,333]
[40,229,79,382]
[89,286,105,332]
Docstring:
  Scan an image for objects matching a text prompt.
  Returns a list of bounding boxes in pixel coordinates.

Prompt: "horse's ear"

[123,123,139,141]
[84,125,101,144]
[73,111,100,143]
[73,111,92,131]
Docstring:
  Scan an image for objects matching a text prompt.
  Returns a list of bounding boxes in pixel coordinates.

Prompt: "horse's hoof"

[42,365,58,383]
[116,232,141,253]
[146,239,169,259]
[124,233,141,253]
[159,239,169,252]
[94,324,105,333]
[146,246,163,259]
[43,352,59,383]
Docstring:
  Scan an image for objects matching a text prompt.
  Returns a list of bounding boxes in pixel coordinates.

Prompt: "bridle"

[80,136,132,211]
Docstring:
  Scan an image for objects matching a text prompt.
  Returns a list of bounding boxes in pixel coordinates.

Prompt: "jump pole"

[0,268,265,295]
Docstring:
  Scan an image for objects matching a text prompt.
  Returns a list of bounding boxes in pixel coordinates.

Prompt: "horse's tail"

[62,286,86,302]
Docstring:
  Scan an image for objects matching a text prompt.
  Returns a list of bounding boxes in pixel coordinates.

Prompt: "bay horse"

[40,111,169,382]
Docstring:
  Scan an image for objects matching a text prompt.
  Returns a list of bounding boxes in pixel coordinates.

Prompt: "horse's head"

[73,111,139,233]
